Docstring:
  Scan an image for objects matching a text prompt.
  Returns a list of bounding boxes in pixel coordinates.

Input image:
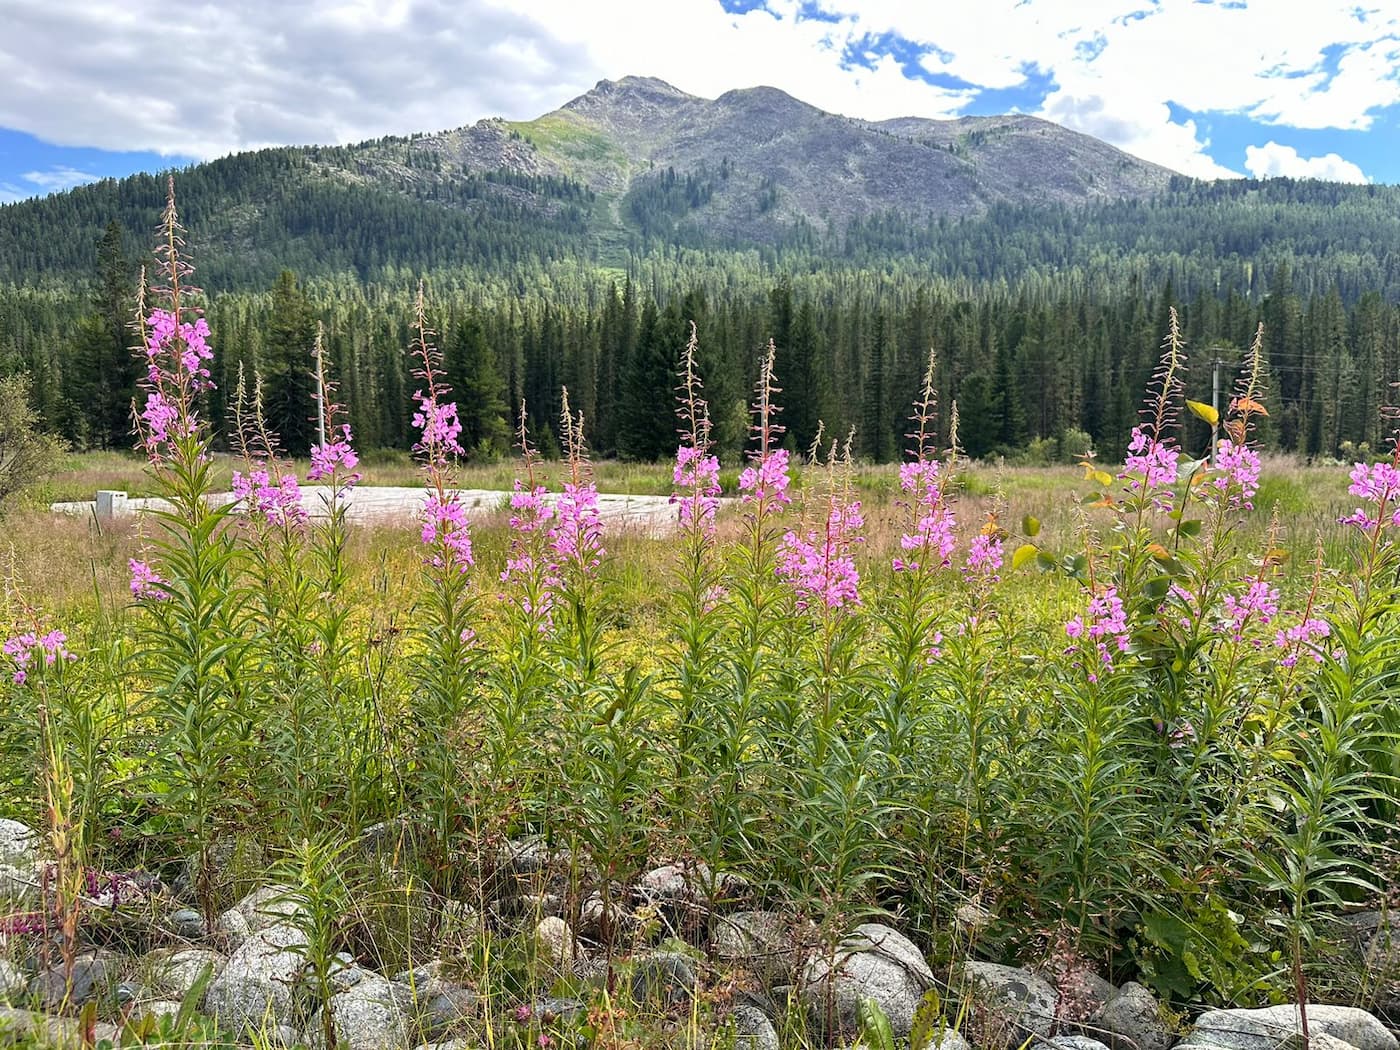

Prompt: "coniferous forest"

[2,155,1400,464]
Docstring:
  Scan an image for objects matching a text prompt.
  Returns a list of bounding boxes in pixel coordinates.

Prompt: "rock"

[326,955,370,994]
[800,923,934,1041]
[1054,969,1118,1026]
[0,1005,121,1047]
[493,892,565,929]
[531,997,586,1022]
[500,838,570,880]
[0,961,25,1003]
[150,947,228,999]
[0,820,37,869]
[307,974,416,1050]
[1046,1038,1114,1050]
[0,822,38,909]
[31,951,117,1011]
[217,885,306,942]
[535,916,577,970]
[958,961,1058,1050]
[713,910,814,985]
[418,986,479,1039]
[168,908,206,940]
[931,1030,975,1050]
[1190,1006,1397,1050]
[1176,1035,1360,1050]
[203,921,309,1033]
[137,999,187,1021]
[578,893,631,942]
[272,1023,302,1047]
[630,952,698,1010]
[394,961,454,999]
[1093,981,1175,1050]
[413,1041,474,1050]
[731,1003,780,1050]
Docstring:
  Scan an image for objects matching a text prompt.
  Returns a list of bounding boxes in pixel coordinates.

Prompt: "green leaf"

[858,998,896,1050]
[1012,544,1039,571]
[1177,519,1202,538]
[1021,514,1041,537]
[1186,399,1219,426]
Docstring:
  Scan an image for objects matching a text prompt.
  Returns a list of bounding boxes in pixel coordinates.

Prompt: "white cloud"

[21,166,101,191]
[0,0,1395,181]
[1243,141,1369,183]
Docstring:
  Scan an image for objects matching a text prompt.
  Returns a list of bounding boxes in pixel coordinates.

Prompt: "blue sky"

[2,0,1397,202]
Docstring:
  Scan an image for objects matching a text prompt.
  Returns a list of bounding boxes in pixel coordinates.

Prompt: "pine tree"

[444,310,511,458]
[261,269,318,453]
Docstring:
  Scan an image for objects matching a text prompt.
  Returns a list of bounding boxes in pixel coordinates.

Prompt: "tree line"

[2,220,1397,464]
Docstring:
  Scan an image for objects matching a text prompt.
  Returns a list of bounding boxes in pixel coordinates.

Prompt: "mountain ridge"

[1,75,1185,289]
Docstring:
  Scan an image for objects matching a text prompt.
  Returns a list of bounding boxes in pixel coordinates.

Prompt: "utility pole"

[1211,352,1222,462]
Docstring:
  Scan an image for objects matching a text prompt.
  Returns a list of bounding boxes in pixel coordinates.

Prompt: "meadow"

[1,188,1397,1050]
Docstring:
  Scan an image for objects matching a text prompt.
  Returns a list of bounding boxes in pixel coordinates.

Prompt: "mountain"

[0,76,1179,289]
[409,76,1176,238]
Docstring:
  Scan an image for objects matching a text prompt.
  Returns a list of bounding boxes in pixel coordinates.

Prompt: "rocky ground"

[1,819,1397,1049]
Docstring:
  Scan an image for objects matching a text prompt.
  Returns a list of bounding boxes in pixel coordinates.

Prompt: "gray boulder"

[958,961,1059,1050]
[0,961,25,1003]
[931,1030,975,1050]
[307,973,416,1050]
[0,819,36,868]
[630,952,698,1010]
[31,951,117,1011]
[149,947,228,1000]
[1046,1038,1114,1050]
[1093,981,1176,1050]
[203,921,309,1033]
[800,923,934,1041]
[1190,1005,1397,1050]
[0,1005,121,1046]
[216,885,306,945]
[713,910,814,985]
[731,1003,780,1050]
[0,819,38,908]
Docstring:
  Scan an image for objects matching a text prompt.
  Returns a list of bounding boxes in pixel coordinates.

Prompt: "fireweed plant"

[404,282,483,878]
[7,188,1400,1046]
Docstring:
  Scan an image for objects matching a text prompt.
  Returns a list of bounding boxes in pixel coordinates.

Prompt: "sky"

[2,0,1399,204]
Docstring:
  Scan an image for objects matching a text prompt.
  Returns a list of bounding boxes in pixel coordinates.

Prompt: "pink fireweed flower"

[550,481,604,574]
[411,394,465,460]
[421,494,474,573]
[4,629,75,684]
[308,424,361,484]
[776,499,864,611]
[1210,440,1261,510]
[145,310,214,391]
[895,458,957,571]
[963,533,1004,580]
[508,481,553,534]
[1121,426,1180,510]
[671,444,722,534]
[232,466,309,529]
[1274,616,1331,668]
[1339,460,1400,530]
[739,448,792,507]
[138,390,193,454]
[129,559,168,601]
[501,481,560,625]
[1065,587,1131,678]
[1220,580,1280,642]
